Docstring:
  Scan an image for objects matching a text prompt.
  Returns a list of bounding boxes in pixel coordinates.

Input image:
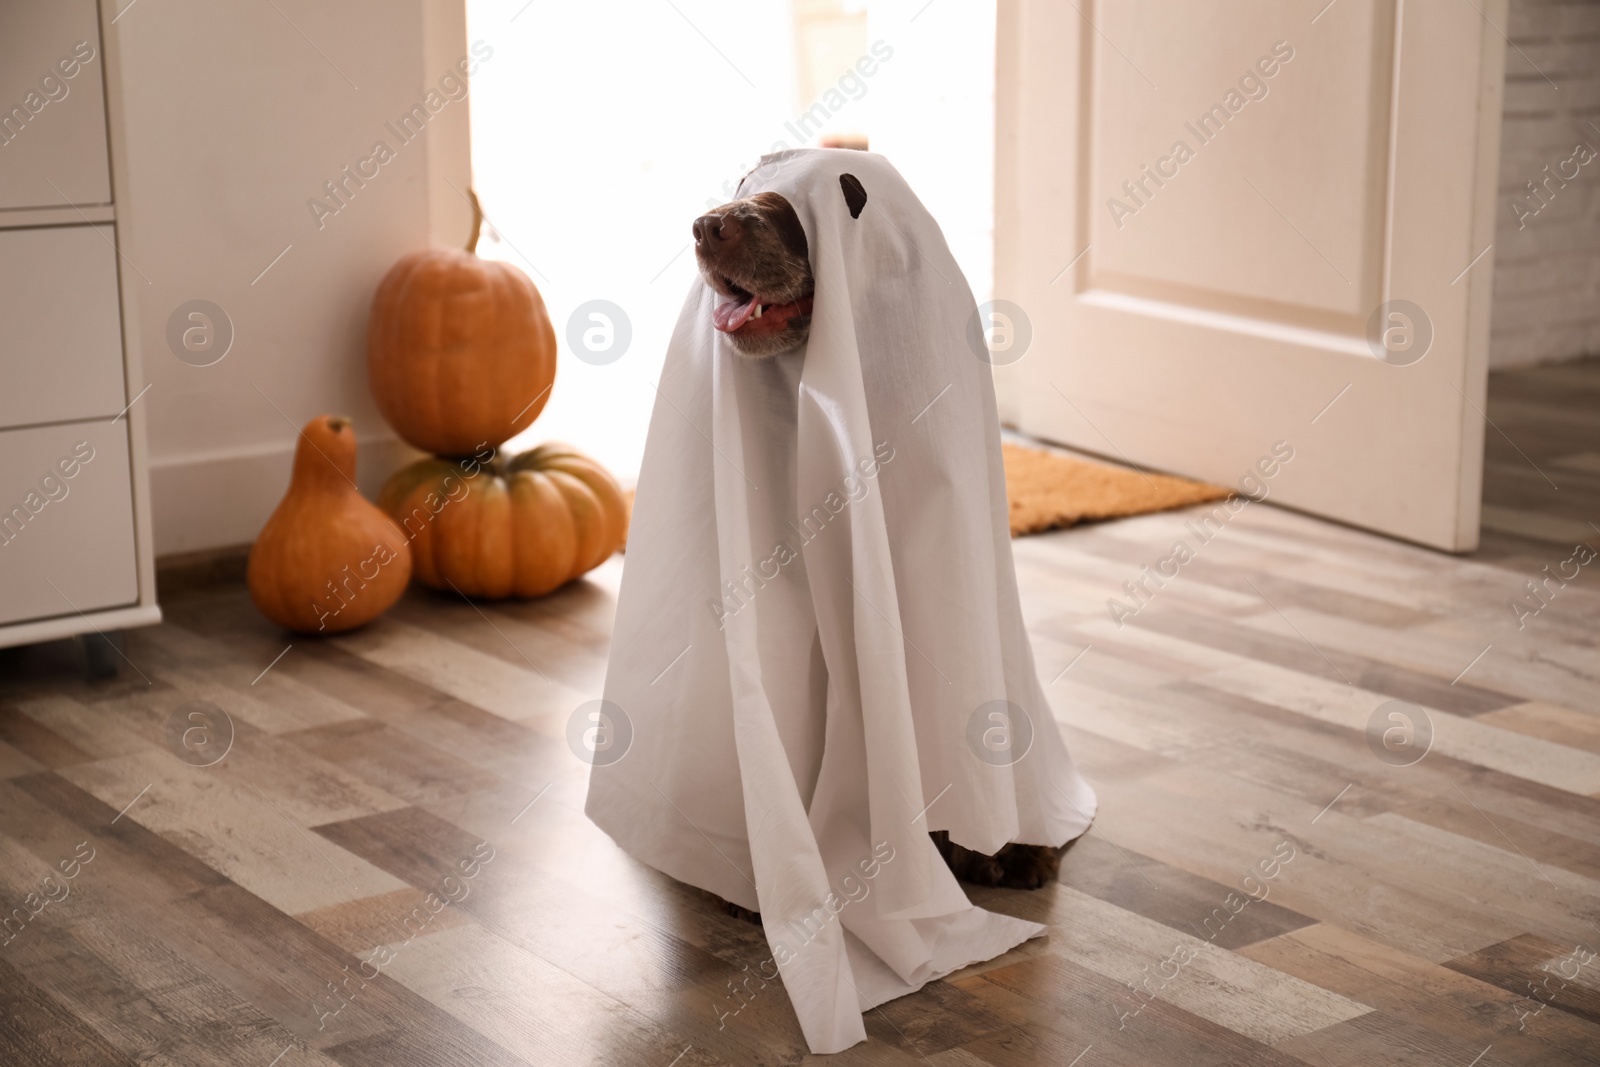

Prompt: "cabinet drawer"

[0,419,138,626]
[0,0,112,211]
[0,224,127,428]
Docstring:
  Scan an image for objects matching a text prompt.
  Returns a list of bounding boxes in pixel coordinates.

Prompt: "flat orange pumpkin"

[377,443,628,599]
[367,194,557,456]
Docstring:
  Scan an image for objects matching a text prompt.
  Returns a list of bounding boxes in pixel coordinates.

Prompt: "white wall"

[111,0,473,556]
[463,0,796,484]
[866,0,996,306]
[1489,0,1600,369]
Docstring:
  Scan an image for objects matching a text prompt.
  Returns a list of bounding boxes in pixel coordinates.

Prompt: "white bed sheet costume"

[585,148,1097,1054]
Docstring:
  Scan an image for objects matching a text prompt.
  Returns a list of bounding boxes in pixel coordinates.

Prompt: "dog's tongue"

[713,294,758,333]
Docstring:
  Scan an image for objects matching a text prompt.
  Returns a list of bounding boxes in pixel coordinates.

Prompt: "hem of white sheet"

[805,910,1048,1055]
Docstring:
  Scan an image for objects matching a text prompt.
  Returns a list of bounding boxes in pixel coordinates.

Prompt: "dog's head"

[694,175,870,359]
[693,191,814,359]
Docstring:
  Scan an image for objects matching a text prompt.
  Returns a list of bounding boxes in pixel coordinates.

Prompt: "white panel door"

[994,0,1507,551]
[0,0,113,211]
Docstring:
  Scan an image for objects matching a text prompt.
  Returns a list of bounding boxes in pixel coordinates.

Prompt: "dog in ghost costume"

[691,173,1071,894]
[584,149,1097,1055]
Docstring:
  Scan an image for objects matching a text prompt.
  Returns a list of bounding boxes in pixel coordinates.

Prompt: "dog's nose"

[693,213,742,253]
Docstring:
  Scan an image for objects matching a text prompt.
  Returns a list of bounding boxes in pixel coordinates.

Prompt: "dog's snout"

[693,213,742,253]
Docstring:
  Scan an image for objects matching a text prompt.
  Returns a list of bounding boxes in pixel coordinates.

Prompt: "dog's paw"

[993,843,1062,890]
[931,831,1062,890]
[929,831,1007,887]
[959,853,1010,887]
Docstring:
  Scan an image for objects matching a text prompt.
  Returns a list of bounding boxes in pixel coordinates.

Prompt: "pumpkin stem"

[466,188,484,255]
[293,415,360,491]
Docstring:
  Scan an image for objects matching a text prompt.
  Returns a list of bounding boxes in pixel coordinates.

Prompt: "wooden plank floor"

[3,359,1599,1065]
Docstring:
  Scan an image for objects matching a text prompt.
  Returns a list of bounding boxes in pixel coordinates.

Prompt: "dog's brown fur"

[694,191,815,359]
[929,831,1069,890]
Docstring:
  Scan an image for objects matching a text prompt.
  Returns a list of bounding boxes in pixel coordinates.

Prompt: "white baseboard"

[150,435,422,558]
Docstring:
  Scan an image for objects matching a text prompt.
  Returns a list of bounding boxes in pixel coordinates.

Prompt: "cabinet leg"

[78,631,125,680]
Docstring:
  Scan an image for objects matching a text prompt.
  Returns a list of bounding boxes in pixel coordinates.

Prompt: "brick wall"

[1490,0,1600,368]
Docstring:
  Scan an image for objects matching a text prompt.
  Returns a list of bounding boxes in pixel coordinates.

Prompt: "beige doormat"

[1002,441,1229,537]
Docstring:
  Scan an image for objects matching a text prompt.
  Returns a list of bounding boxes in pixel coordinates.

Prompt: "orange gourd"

[367,193,558,456]
[248,416,412,633]
[377,443,627,598]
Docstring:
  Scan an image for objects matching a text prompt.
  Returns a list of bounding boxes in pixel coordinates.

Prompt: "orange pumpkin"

[368,192,557,457]
[248,416,412,633]
[377,443,628,598]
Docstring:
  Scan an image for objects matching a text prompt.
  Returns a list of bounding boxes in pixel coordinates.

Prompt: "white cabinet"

[0,225,128,426]
[0,421,138,626]
[0,0,112,211]
[0,0,159,650]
